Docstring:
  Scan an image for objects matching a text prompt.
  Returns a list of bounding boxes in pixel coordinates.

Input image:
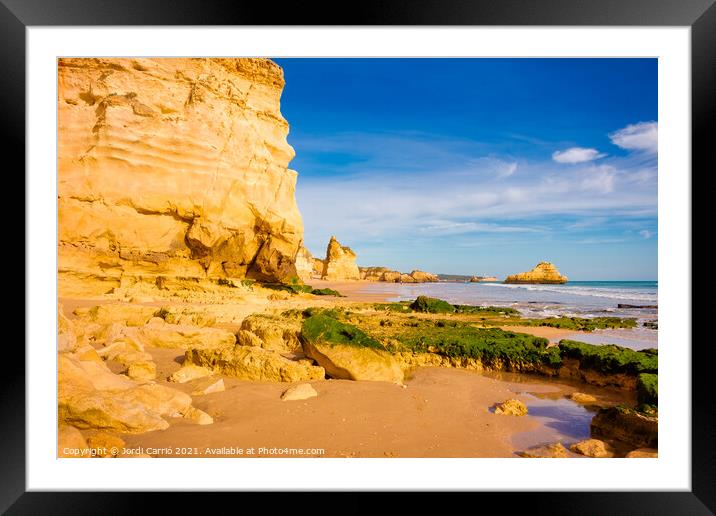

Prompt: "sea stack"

[504,262,568,284]
[321,236,361,280]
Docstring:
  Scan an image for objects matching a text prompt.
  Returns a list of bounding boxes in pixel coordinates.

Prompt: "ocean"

[355,280,658,350]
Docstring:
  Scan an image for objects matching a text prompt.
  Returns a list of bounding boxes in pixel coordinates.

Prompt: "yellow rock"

[154,307,216,327]
[127,361,157,381]
[73,304,158,327]
[505,262,568,284]
[185,345,325,382]
[568,392,598,404]
[281,383,318,401]
[303,340,404,384]
[58,305,79,352]
[58,353,210,433]
[239,313,302,353]
[58,424,89,458]
[135,319,236,350]
[569,439,614,458]
[168,363,213,383]
[58,58,303,287]
[408,270,439,282]
[86,432,126,457]
[191,378,225,396]
[518,442,569,458]
[625,448,658,458]
[493,398,528,416]
[183,406,214,425]
[321,236,360,280]
[359,267,437,283]
[295,246,317,282]
[75,345,103,364]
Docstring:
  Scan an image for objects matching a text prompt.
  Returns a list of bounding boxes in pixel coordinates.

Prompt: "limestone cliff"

[504,262,568,284]
[359,267,438,283]
[294,246,316,282]
[321,236,360,280]
[58,58,304,292]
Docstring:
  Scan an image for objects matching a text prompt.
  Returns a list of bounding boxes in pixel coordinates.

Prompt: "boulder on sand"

[301,314,404,383]
[493,398,528,416]
[281,383,318,401]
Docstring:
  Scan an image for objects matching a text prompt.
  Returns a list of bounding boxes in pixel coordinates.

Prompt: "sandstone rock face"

[302,340,404,383]
[58,352,209,433]
[281,383,318,401]
[505,262,568,284]
[359,266,438,283]
[321,236,360,280]
[295,246,317,282]
[493,398,528,416]
[58,57,304,292]
[185,345,325,382]
[470,276,498,282]
[58,305,80,352]
[569,438,614,458]
[590,406,658,449]
[238,313,302,353]
[135,318,236,350]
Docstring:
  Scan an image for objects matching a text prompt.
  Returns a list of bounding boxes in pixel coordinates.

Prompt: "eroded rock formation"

[58,57,304,294]
[321,236,360,280]
[504,261,568,284]
[359,267,438,283]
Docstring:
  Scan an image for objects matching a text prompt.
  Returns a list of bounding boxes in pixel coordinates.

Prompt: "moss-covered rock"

[558,340,657,375]
[409,296,455,314]
[507,316,637,331]
[636,373,658,405]
[301,314,403,383]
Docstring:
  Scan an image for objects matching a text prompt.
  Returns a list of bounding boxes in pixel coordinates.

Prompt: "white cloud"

[609,121,658,154]
[639,229,653,239]
[498,162,518,178]
[294,130,657,255]
[552,147,606,164]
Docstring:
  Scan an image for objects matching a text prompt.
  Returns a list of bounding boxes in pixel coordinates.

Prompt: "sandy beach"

[121,352,629,458]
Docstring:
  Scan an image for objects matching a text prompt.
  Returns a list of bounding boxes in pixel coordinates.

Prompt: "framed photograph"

[8,0,711,512]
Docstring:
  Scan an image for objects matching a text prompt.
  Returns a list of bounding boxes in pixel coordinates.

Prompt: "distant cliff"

[504,262,568,284]
[58,58,304,293]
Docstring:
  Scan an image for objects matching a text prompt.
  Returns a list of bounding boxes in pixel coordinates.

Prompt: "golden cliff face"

[504,262,568,284]
[321,236,360,281]
[58,58,304,293]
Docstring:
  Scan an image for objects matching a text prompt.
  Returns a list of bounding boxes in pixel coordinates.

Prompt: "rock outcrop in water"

[321,236,360,280]
[504,261,568,284]
[58,58,304,294]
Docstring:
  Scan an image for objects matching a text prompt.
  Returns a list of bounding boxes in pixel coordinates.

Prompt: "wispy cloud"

[609,121,658,154]
[552,147,606,164]
[293,127,657,264]
[639,229,653,239]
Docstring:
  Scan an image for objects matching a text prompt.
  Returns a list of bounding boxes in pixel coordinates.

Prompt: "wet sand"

[308,279,400,302]
[498,325,580,345]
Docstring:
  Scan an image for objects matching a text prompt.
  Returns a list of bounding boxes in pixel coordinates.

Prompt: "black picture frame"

[5,0,710,512]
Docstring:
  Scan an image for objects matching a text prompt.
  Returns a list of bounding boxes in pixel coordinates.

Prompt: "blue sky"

[273,58,658,280]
